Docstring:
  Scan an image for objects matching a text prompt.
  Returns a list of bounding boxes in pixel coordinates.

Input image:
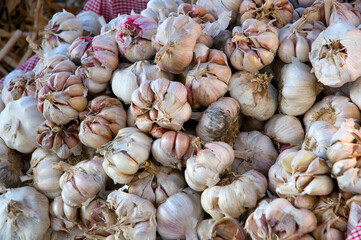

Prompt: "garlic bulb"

[128,162,186,206]
[67,37,92,65]
[100,127,152,184]
[196,0,239,22]
[29,148,63,199]
[0,97,45,153]
[229,71,277,121]
[76,11,101,36]
[225,19,279,73]
[288,195,317,210]
[197,217,246,240]
[50,196,80,232]
[233,131,278,175]
[56,156,107,207]
[0,138,22,189]
[153,15,202,74]
[35,55,77,77]
[302,121,338,159]
[265,114,304,148]
[157,188,203,240]
[111,61,172,104]
[325,0,361,27]
[75,35,119,94]
[79,96,126,149]
[38,72,88,125]
[107,190,157,240]
[245,198,317,240]
[185,139,234,191]
[130,78,191,137]
[151,131,193,169]
[350,77,361,110]
[201,170,267,219]
[100,14,127,35]
[303,95,360,131]
[141,0,180,22]
[310,22,361,87]
[278,59,318,116]
[196,97,241,145]
[0,187,50,240]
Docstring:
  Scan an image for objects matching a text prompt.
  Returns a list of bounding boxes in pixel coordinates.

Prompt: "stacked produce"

[4,0,361,239]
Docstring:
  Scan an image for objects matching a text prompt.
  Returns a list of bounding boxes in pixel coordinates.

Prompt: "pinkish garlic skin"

[35,55,77,77]
[80,198,117,230]
[67,37,93,64]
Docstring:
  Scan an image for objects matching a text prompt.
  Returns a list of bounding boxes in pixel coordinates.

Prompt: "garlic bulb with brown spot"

[196,97,241,145]
[141,0,180,22]
[0,138,22,189]
[229,71,277,121]
[153,15,202,74]
[197,217,246,240]
[157,188,203,240]
[76,11,101,36]
[233,131,278,175]
[303,95,360,131]
[50,196,80,233]
[201,170,267,219]
[67,37,92,65]
[79,96,126,149]
[99,127,152,184]
[185,139,234,191]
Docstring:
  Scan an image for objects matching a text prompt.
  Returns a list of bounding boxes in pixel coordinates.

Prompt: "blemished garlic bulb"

[79,96,126,149]
[35,54,77,77]
[229,71,277,121]
[0,96,45,153]
[197,217,246,240]
[130,78,191,138]
[128,162,186,206]
[67,37,92,65]
[303,95,361,131]
[107,189,157,240]
[111,61,173,105]
[185,46,231,108]
[76,11,101,36]
[151,131,193,169]
[0,187,50,240]
[245,198,317,240]
[141,0,180,22]
[325,0,361,27]
[29,148,63,199]
[100,127,152,184]
[225,19,279,73]
[152,15,202,74]
[37,72,88,125]
[75,35,119,94]
[196,97,241,145]
[240,0,294,28]
[265,114,304,148]
[0,138,22,189]
[157,188,203,240]
[37,120,81,159]
[268,149,333,196]
[56,156,107,207]
[232,131,278,175]
[185,139,235,191]
[202,171,267,220]
[278,59,318,116]
[116,14,157,62]
[310,22,361,88]
[50,196,80,232]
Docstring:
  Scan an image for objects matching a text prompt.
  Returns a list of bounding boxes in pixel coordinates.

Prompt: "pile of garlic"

[4,0,361,239]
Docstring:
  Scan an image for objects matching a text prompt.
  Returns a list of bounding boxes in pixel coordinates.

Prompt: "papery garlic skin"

[201,170,267,219]
[229,71,277,121]
[0,97,45,153]
[325,0,361,27]
[185,141,235,191]
[67,37,92,65]
[0,187,50,240]
[350,77,361,110]
[0,138,22,189]
[141,0,180,22]
[197,217,246,240]
[100,15,127,35]
[50,196,80,232]
[76,11,101,36]
[100,127,152,184]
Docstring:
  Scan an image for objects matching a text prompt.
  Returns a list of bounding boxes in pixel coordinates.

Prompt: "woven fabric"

[348,221,361,240]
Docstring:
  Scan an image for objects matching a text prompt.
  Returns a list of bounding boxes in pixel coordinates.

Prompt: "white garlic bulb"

[0,138,22,189]
[197,217,246,240]
[50,196,80,233]
[76,11,101,36]
[325,0,361,27]
[141,0,180,22]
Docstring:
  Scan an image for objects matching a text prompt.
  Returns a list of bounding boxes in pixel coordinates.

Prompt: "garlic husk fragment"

[196,97,241,145]
[310,22,361,87]
[107,190,157,240]
[153,15,202,74]
[225,19,279,72]
[229,71,277,121]
[50,196,81,233]
[100,127,152,184]
[57,156,107,207]
[76,11,101,36]
[157,188,203,240]
[0,96,45,153]
[67,37,92,65]
[79,96,126,149]
[35,55,77,77]
[0,138,22,189]
[303,95,360,131]
[185,139,234,191]
[325,0,361,27]
[0,187,50,240]
[141,0,180,22]
[202,170,267,220]
[111,61,173,105]
[197,217,246,240]
[245,198,317,240]
[233,131,278,175]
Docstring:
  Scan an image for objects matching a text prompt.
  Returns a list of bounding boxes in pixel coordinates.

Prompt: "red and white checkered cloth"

[348,221,361,240]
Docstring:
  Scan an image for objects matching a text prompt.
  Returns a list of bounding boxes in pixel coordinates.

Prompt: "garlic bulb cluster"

[100,127,152,184]
[141,0,180,22]
[76,11,101,36]
[229,71,277,121]
[185,139,234,191]
[0,138,22,189]
[50,196,80,233]
[225,19,279,73]
[35,55,77,77]
[67,37,92,65]
[197,217,246,240]
[79,96,126,149]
